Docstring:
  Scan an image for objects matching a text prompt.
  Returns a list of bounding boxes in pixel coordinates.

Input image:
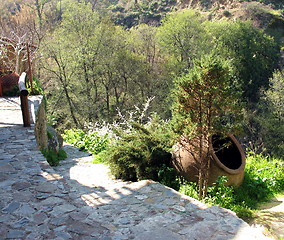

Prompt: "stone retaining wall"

[29,95,48,150]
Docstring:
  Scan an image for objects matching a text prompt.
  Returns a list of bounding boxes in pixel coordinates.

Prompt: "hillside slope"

[100,0,284,47]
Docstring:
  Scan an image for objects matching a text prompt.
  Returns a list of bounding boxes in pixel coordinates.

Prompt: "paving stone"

[38,196,65,205]
[41,206,54,213]
[118,218,130,225]
[49,216,70,226]
[2,201,21,213]
[50,204,77,216]
[16,203,36,216]
[0,214,16,223]
[0,172,8,181]
[54,225,67,232]
[135,228,183,240]
[35,193,51,200]
[13,190,34,201]
[6,229,25,239]
[38,224,51,235]
[12,180,32,190]
[0,154,15,160]
[33,212,48,225]
[0,162,14,172]
[66,221,98,235]
[55,231,72,239]
[171,205,186,212]
[35,182,58,193]
[12,217,30,228]
[69,211,89,221]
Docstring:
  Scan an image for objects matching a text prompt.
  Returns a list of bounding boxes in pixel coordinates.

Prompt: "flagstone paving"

[0,97,273,239]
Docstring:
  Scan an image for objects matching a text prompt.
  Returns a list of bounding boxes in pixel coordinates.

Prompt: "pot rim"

[209,134,246,175]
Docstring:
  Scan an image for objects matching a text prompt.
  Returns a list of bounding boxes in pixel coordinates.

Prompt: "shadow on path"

[46,142,272,240]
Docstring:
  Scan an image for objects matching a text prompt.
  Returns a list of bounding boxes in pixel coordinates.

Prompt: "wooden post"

[18,72,31,127]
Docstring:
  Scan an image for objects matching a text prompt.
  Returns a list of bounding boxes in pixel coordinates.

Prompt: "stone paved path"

[0,97,273,240]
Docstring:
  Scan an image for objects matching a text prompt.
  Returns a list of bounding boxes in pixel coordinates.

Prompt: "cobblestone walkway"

[0,97,273,239]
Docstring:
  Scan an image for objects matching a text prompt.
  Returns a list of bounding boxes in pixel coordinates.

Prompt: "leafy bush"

[158,165,180,190]
[236,154,284,200]
[62,128,109,162]
[179,154,284,218]
[105,116,180,189]
[179,181,199,200]
[62,129,85,148]
[205,176,235,208]
[82,132,109,155]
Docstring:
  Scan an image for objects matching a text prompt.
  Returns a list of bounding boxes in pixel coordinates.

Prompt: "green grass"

[179,154,284,218]
[41,148,67,166]
[91,151,108,164]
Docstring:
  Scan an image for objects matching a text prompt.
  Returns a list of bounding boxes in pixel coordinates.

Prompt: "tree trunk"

[62,81,79,127]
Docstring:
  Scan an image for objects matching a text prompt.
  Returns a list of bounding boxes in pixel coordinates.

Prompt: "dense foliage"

[39,6,279,137]
[159,11,279,104]
[62,113,180,190]
[172,55,241,137]
[246,70,284,157]
[42,1,171,128]
[207,21,279,103]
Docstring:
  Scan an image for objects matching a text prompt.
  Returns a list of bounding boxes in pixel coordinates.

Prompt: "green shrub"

[62,128,109,163]
[92,150,108,164]
[82,132,109,155]
[105,116,180,189]
[205,176,235,208]
[235,154,284,202]
[252,69,284,158]
[158,165,180,190]
[179,181,199,200]
[62,129,85,149]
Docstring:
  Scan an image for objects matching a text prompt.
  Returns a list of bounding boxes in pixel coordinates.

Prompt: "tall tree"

[0,5,39,74]
[158,9,207,72]
[42,31,80,127]
[247,70,284,157]
[172,55,241,198]
[207,20,279,104]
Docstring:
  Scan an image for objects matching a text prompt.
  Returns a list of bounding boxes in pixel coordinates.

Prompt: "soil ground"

[250,194,284,239]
